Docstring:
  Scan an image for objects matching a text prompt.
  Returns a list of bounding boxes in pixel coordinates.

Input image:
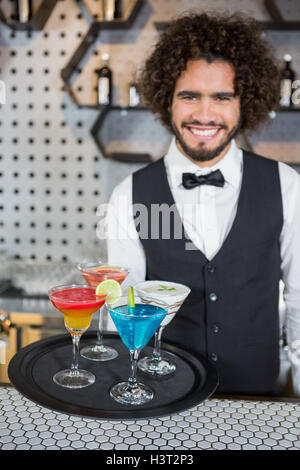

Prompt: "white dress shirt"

[105,138,300,395]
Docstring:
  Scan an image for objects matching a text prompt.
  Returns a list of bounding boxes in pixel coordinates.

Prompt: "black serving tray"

[8,332,218,420]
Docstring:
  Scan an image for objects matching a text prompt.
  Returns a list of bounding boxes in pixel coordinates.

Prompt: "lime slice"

[96,279,122,304]
[128,286,135,309]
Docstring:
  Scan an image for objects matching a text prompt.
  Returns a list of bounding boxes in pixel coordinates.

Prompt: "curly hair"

[138,12,280,133]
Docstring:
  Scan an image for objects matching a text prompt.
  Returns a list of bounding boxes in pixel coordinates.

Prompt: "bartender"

[105,12,300,396]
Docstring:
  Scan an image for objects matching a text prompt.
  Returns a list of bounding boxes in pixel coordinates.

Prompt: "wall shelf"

[0,0,57,31]
[155,0,300,32]
[264,0,300,29]
[278,108,300,112]
[78,104,147,110]
[91,105,152,163]
[154,21,300,33]
[61,0,300,164]
[60,0,146,162]
[61,0,144,106]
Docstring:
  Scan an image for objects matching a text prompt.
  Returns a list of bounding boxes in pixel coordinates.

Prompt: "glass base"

[80,343,119,362]
[53,369,95,389]
[138,355,176,376]
[110,381,154,405]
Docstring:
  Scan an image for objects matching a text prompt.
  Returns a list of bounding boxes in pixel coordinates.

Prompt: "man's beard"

[171,116,242,163]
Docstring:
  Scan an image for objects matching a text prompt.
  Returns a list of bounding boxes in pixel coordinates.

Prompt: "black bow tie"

[182,169,225,189]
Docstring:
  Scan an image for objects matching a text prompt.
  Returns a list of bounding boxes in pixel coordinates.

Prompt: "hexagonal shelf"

[60,0,151,162]
[61,0,144,106]
[0,0,57,31]
[91,105,172,163]
[155,0,300,31]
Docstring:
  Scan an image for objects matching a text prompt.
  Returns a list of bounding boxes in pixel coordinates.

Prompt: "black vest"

[132,151,283,396]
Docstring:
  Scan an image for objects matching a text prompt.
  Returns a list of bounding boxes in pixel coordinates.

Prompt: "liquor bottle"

[280,54,295,108]
[96,53,112,106]
[114,0,123,19]
[15,0,33,23]
[129,83,140,107]
[102,0,122,21]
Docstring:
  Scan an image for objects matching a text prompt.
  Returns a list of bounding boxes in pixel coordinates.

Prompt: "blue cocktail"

[110,304,166,350]
[107,295,167,405]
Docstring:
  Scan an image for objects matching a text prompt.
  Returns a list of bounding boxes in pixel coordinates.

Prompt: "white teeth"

[190,128,219,136]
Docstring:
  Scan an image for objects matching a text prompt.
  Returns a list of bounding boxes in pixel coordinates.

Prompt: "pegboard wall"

[0,0,299,263]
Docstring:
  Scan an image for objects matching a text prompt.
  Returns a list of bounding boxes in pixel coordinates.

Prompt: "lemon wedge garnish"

[96,279,122,304]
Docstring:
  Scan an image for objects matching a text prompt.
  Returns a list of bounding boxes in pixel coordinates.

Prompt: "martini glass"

[107,296,167,405]
[48,284,107,389]
[135,280,191,376]
[77,262,129,361]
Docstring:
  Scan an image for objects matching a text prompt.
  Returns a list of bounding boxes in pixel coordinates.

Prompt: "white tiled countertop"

[0,386,299,450]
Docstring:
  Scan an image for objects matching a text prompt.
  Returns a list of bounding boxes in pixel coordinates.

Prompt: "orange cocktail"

[48,284,107,389]
[50,286,106,334]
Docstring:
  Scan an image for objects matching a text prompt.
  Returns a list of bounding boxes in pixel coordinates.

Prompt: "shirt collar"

[164,137,243,190]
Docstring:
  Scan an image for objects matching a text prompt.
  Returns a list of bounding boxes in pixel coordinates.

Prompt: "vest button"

[207,264,215,273]
[212,323,220,333]
[211,352,219,362]
[209,292,217,302]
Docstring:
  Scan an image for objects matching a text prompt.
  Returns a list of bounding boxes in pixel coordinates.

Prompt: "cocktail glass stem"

[96,306,104,348]
[152,325,165,363]
[71,334,81,375]
[80,304,118,361]
[128,349,140,390]
[137,322,176,376]
[153,326,165,362]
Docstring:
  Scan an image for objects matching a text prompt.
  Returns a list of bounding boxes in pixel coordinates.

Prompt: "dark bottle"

[280,54,295,108]
[96,53,112,106]
[114,0,123,19]
[15,0,33,23]
[102,0,122,21]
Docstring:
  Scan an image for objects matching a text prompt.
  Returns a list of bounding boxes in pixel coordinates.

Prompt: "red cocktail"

[79,265,128,288]
[49,284,107,388]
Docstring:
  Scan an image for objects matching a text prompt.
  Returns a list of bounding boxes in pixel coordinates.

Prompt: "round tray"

[8,332,218,420]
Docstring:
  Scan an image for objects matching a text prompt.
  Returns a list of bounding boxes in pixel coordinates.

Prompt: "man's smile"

[184,125,224,142]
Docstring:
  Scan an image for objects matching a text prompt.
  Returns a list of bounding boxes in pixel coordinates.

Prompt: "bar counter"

[0,294,299,451]
[1,385,300,450]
